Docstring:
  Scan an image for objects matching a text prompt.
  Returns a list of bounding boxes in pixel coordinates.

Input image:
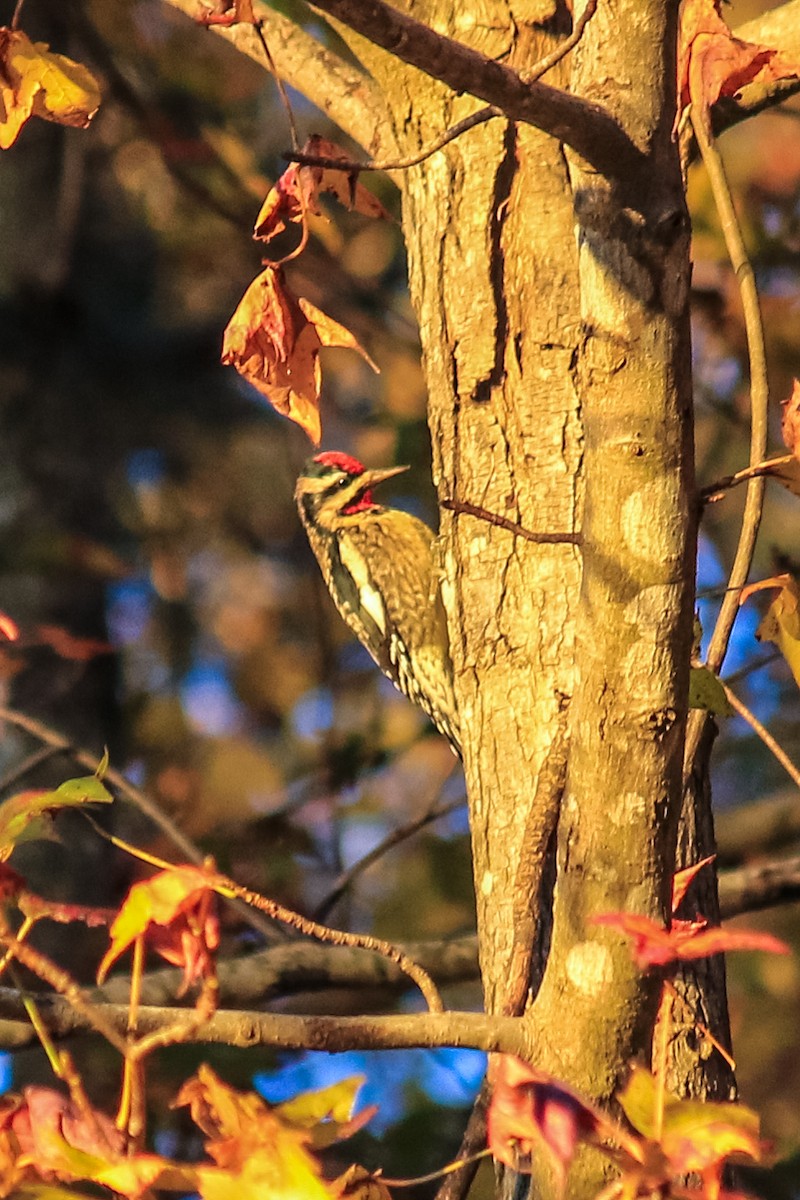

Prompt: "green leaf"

[0,775,113,857]
[689,666,733,715]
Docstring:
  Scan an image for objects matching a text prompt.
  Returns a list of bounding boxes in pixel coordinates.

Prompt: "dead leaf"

[254,135,390,246]
[740,574,800,689]
[222,265,377,444]
[331,1164,392,1200]
[781,378,800,455]
[677,0,800,132]
[0,28,100,149]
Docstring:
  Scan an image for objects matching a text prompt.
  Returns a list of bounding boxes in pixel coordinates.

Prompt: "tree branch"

[161,0,398,159]
[719,854,800,919]
[305,0,645,184]
[0,991,526,1056]
[95,935,480,1008]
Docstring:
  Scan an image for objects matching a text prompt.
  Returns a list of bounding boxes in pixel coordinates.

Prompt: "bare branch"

[723,684,800,794]
[304,0,644,184]
[0,990,526,1056]
[719,854,800,919]
[285,0,598,175]
[685,116,770,780]
[95,934,480,1008]
[162,0,397,159]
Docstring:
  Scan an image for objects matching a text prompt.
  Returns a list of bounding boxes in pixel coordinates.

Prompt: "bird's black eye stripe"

[337,476,350,488]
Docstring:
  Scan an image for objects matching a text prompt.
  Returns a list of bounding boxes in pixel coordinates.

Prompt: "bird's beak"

[359,464,409,489]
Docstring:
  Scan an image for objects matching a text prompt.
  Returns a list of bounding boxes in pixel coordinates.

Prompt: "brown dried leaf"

[677,0,800,132]
[254,135,390,245]
[222,266,376,444]
[781,378,800,456]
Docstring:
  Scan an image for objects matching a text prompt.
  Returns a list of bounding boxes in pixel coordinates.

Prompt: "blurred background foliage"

[1,0,800,1192]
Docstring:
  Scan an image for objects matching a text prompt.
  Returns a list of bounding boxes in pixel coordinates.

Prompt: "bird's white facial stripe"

[338,538,386,633]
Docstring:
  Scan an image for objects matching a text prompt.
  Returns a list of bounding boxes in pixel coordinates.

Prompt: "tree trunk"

[356,3,704,1193]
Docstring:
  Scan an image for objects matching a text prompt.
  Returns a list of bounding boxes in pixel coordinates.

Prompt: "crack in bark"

[473,119,516,402]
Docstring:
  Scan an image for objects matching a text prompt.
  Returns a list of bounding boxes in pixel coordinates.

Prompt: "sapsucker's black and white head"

[295,451,461,755]
[295,451,408,534]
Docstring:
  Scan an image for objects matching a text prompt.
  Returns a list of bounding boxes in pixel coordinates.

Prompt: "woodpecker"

[295,451,460,755]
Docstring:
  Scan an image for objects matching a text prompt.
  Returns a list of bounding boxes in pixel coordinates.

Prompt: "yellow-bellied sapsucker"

[295,451,460,755]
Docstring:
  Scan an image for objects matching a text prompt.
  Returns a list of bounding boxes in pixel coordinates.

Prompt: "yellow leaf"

[0,28,100,149]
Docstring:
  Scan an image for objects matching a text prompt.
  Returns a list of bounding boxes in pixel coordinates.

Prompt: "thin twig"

[685,113,770,776]
[442,499,582,546]
[721,650,781,688]
[313,796,464,922]
[0,919,128,1055]
[0,744,64,794]
[284,0,598,176]
[253,20,300,151]
[10,0,25,29]
[701,455,792,502]
[434,1080,490,1200]
[693,116,769,676]
[722,683,800,793]
[0,706,279,943]
[0,706,203,864]
[228,878,444,1012]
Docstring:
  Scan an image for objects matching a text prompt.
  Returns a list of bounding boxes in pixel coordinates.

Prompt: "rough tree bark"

[161,0,798,1194]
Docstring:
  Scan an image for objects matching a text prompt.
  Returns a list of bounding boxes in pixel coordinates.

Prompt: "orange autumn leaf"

[254,135,390,245]
[593,911,790,969]
[35,624,113,662]
[222,265,377,444]
[781,378,800,456]
[487,1055,600,1179]
[676,0,800,132]
[0,27,101,149]
[671,855,715,912]
[97,864,221,992]
[0,613,19,641]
